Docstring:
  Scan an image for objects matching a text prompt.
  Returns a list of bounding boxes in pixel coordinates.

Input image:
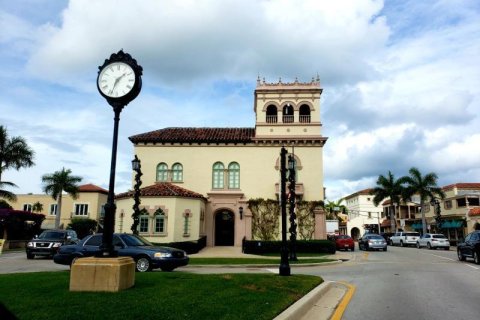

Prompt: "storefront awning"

[411,223,422,230]
[441,220,464,229]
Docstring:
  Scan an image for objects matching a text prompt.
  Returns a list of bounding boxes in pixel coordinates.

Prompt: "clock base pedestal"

[69,256,135,292]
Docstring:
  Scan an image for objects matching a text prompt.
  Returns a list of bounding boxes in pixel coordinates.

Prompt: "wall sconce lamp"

[239,206,243,220]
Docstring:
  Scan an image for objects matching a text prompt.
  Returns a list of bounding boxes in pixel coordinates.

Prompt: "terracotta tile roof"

[442,183,480,191]
[116,182,205,200]
[129,127,255,144]
[78,184,108,194]
[469,207,480,216]
[343,188,374,200]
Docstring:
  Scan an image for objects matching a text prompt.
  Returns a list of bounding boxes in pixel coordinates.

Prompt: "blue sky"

[1,0,479,201]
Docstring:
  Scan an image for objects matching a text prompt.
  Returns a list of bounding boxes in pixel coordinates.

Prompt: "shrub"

[67,218,97,239]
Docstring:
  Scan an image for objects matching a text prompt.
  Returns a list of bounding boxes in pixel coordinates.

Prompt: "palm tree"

[42,168,82,229]
[371,171,407,233]
[32,201,44,213]
[0,125,35,182]
[324,199,347,219]
[402,167,445,235]
[0,181,17,202]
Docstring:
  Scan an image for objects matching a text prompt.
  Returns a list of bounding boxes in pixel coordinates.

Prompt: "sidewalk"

[190,247,353,320]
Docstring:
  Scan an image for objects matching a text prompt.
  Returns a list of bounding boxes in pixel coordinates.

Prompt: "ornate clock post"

[97,50,142,256]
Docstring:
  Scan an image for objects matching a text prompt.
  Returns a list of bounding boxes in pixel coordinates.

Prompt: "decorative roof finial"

[294,77,299,83]
[279,77,282,83]
[316,73,320,82]
[257,74,261,85]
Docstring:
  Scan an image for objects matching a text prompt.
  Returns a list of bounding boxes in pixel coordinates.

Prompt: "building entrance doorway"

[215,210,234,246]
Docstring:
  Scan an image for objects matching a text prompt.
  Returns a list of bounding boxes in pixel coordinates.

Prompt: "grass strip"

[0,271,322,320]
[189,257,335,265]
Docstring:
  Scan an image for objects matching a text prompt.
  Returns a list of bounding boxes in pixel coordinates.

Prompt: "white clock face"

[98,62,136,98]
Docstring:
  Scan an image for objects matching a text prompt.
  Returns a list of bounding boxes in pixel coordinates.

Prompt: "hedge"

[243,239,336,255]
[153,236,207,254]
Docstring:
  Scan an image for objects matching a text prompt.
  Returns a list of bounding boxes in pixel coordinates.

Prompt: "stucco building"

[114,77,328,246]
[7,184,108,229]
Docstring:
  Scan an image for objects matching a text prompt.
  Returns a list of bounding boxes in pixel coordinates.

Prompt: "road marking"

[331,281,356,320]
[428,253,456,261]
[363,252,369,260]
[465,264,479,270]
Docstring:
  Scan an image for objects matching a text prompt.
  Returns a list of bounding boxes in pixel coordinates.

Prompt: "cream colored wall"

[115,196,204,243]
[134,144,324,201]
[9,192,107,229]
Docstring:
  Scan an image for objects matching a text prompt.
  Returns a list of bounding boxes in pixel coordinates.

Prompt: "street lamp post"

[96,50,142,257]
[288,153,298,261]
[430,198,443,231]
[279,146,291,276]
[131,155,143,235]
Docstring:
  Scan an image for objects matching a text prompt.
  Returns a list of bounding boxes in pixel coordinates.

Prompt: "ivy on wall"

[247,198,324,241]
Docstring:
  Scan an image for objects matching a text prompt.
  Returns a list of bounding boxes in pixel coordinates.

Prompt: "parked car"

[389,231,420,247]
[380,232,394,244]
[359,234,387,251]
[334,235,355,251]
[26,229,79,259]
[53,233,189,272]
[457,230,480,265]
[416,233,450,250]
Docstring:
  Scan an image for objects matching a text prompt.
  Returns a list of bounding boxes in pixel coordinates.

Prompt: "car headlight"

[53,242,62,248]
[154,252,172,258]
[27,242,34,247]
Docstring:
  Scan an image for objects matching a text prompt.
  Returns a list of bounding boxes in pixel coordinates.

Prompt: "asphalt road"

[1,246,479,320]
[301,245,480,320]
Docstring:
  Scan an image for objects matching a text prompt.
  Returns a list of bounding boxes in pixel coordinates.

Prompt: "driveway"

[0,251,69,274]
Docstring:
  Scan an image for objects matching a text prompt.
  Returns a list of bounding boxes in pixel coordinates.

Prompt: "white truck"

[389,231,421,247]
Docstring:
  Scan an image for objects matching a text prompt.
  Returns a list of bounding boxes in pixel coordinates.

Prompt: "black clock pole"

[99,103,124,257]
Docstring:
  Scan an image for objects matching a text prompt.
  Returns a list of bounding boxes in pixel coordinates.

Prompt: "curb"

[273,281,335,320]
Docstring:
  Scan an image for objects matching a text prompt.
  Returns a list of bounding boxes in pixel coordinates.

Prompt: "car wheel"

[351,247,355,252]
[136,257,151,272]
[416,242,420,249]
[26,253,35,259]
[400,241,404,247]
[383,247,387,252]
[474,251,480,265]
[427,242,432,250]
[445,247,450,251]
[457,249,466,261]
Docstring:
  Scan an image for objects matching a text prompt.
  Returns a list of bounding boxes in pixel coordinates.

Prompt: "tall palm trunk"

[420,199,427,235]
[55,194,63,229]
[390,204,396,232]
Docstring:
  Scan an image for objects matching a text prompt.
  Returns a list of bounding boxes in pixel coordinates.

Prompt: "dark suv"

[457,230,480,264]
[26,229,78,259]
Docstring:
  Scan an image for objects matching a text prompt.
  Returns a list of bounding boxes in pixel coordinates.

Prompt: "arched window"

[172,163,183,182]
[212,162,224,189]
[139,213,149,233]
[154,209,166,234]
[283,104,294,123]
[156,163,168,182]
[266,105,278,123]
[299,104,311,123]
[228,162,240,189]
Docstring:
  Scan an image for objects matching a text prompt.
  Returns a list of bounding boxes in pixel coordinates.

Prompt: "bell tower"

[253,76,323,140]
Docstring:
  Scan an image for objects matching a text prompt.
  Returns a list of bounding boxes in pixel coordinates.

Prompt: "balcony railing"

[299,115,311,123]
[282,115,294,123]
[266,115,278,123]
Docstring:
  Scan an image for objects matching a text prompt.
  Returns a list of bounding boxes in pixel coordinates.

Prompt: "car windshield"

[120,234,153,246]
[38,231,65,240]
[432,235,446,239]
[406,233,420,236]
